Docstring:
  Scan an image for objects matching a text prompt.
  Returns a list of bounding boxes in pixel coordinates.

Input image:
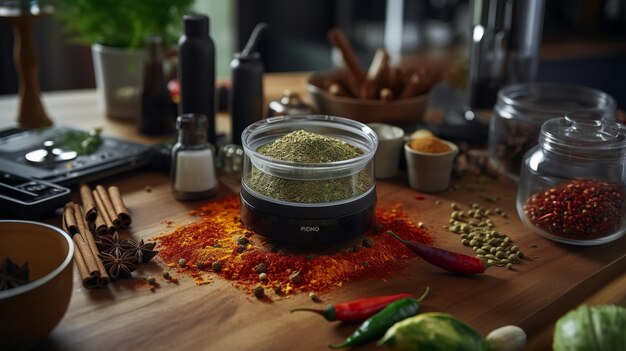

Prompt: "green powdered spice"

[257,130,363,162]
[247,130,372,203]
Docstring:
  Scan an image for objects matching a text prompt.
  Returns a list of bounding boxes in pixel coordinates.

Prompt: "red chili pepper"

[536,212,555,222]
[387,230,487,275]
[290,293,414,322]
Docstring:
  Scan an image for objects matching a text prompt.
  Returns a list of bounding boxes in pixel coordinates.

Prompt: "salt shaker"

[171,114,218,200]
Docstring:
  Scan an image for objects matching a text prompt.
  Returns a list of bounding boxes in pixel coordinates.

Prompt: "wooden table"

[1,72,624,351]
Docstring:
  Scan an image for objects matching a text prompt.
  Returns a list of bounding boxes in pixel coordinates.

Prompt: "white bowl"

[404,140,458,193]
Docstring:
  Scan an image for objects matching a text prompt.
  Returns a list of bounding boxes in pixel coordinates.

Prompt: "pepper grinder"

[171,114,217,200]
[230,22,268,145]
[468,0,544,108]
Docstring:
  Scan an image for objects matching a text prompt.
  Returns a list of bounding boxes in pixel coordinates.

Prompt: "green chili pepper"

[327,287,429,349]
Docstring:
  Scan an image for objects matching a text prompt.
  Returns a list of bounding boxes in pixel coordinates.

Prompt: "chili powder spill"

[155,196,433,297]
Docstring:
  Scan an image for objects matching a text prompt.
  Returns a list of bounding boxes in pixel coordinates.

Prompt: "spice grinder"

[240,115,378,245]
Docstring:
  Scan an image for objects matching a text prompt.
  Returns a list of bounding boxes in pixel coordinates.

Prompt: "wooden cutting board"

[35,169,625,351]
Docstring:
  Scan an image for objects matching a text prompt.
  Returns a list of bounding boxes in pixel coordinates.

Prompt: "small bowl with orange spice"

[404,130,458,193]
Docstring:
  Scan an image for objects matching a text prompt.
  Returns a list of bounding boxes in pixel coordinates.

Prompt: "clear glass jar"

[489,83,616,180]
[516,114,626,245]
[241,115,377,205]
[240,115,378,245]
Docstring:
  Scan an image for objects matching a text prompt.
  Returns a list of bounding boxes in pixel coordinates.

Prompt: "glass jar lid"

[540,113,626,161]
[496,83,616,123]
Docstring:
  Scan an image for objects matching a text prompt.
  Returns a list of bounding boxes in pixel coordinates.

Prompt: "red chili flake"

[524,179,624,240]
[414,195,426,200]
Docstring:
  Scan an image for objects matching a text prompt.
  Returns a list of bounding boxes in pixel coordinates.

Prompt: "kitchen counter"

[0,72,624,351]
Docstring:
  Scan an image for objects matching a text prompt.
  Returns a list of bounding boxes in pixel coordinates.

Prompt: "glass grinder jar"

[240,115,378,246]
[516,114,626,245]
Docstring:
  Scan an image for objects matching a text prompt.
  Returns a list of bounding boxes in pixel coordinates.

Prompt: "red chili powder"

[155,196,432,297]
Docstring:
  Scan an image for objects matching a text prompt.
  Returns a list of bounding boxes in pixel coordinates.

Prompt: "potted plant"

[53,0,194,120]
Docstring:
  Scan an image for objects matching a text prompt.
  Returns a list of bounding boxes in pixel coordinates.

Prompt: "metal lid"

[183,14,209,37]
[177,114,208,145]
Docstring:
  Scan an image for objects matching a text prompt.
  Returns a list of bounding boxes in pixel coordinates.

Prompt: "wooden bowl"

[0,221,74,351]
[307,70,428,125]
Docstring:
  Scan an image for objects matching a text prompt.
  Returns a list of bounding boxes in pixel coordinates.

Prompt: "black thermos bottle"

[230,23,268,145]
[178,14,216,145]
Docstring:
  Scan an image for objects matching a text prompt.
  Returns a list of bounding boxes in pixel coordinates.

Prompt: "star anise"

[120,238,158,264]
[98,250,137,279]
[0,257,30,291]
[97,233,123,256]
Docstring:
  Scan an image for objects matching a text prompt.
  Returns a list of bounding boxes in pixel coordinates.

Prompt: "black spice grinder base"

[240,185,376,246]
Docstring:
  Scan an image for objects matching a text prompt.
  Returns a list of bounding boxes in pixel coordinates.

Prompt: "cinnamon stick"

[73,204,89,238]
[63,202,78,235]
[328,83,348,97]
[93,190,116,233]
[400,72,422,99]
[96,185,121,228]
[93,212,108,236]
[72,235,100,289]
[335,73,360,97]
[79,184,97,222]
[327,28,366,85]
[367,48,390,90]
[74,204,110,286]
[73,233,99,278]
[380,88,395,102]
[358,49,390,100]
[359,79,377,99]
[108,186,131,227]
[388,67,406,95]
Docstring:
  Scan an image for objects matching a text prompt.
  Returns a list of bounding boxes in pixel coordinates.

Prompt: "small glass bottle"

[171,114,217,200]
[517,113,626,245]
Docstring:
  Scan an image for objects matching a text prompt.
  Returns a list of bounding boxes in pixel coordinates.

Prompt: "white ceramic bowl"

[404,140,458,193]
